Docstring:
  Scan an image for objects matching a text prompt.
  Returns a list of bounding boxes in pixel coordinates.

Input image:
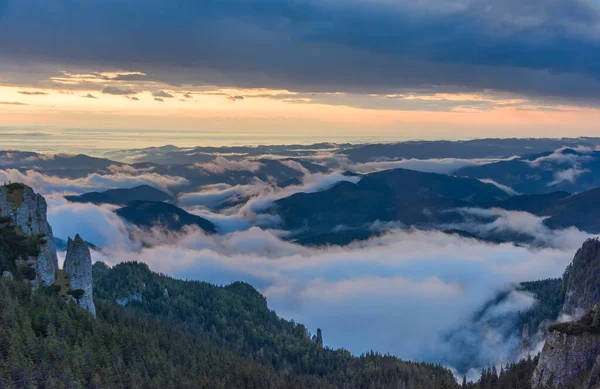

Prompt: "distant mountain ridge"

[272,167,511,242]
[65,185,172,205]
[341,138,600,162]
[116,200,217,233]
[457,147,600,194]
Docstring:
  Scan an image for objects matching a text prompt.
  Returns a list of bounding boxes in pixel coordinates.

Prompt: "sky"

[2,0,600,145]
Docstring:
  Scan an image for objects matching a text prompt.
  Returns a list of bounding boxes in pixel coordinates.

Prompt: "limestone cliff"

[532,304,600,389]
[0,184,58,286]
[562,239,600,320]
[64,235,96,316]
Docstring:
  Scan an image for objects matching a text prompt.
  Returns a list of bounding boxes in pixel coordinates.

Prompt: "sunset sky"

[2,0,600,146]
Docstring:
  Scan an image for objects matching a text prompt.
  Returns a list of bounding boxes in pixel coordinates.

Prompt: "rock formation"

[0,184,58,286]
[518,324,530,359]
[532,304,600,389]
[64,235,96,316]
[562,238,600,320]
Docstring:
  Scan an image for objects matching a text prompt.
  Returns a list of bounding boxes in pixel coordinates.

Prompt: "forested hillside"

[0,220,459,389]
[92,261,459,388]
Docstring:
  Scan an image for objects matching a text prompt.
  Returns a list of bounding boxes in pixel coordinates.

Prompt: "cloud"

[153,90,174,98]
[240,172,361,214]
[154,97,164,102]
[478,178,520,196]
[528,147,593,167]
[18,91,47,95]
[47,196,133,249]
[4,0,600,101]
[106,72,147,81]
[85,223,579,374]
[106,164,140,174]
[192,157,264,174]
[82,93,97,99]
[178,182,268,208]
[127,96,140,101]
[0,101,27,105]
[177,172,359,233]
[0,169,188,194]
[549,168,590,186]
[279,160,312,175]
[445,207,592,250]
[228,95,245,101]
[102,86,137,95]
[349,157,516,174]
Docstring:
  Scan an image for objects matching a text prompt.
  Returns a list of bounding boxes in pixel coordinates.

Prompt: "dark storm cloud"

[2,0,600,100]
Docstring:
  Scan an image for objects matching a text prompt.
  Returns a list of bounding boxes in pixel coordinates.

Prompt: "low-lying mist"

[47,197,583,375]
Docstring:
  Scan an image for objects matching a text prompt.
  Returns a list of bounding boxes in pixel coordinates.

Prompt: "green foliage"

[516,278,565,334]
[19,265,37,281]
[2,182,25,190]
[92,261,459,389]
[2,183,25,208]
[469,357,538,389]
[0,278,331,389]
[549,308,600,335]
[0,219,44,281]
[562,238,600,310]
[0,254,460,388]
[67,289,86,301]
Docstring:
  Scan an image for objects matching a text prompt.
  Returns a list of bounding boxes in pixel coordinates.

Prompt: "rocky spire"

[64,234,96,316]
[0,184,58,286]
[518,324,530,359]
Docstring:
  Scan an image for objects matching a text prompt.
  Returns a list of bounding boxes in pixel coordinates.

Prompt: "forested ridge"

[0,220,460,389]
[91,261,459,388]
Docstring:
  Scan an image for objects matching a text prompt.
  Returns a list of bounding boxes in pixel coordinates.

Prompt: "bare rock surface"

[0,185,58,286]
[532,330,600,388]
[64,235,96,316]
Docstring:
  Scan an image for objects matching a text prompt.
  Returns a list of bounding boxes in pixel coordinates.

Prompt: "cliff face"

[532,303,600,389]
[0,184,58,286]
[562,239,600,320]
[532,330,600,388]
[64,235,96,316]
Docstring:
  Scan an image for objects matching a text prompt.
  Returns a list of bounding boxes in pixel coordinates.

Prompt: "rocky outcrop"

[533,304,600,389]
[116,292,142,307]
[0,184,58,286]
[64,235,96,316]
[532,330,600,388]
[562,239,600,320]
[518,324,530,359]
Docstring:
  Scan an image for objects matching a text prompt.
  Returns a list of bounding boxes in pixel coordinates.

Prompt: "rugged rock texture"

[533,303,600,389]
[0,184,58,286]
[116,292,142,307]
[532,330,600,388]
[562,239,600,320]
[64,235,96,316]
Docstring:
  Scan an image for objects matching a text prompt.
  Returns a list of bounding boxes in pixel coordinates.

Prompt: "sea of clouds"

[2,151,592,375]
